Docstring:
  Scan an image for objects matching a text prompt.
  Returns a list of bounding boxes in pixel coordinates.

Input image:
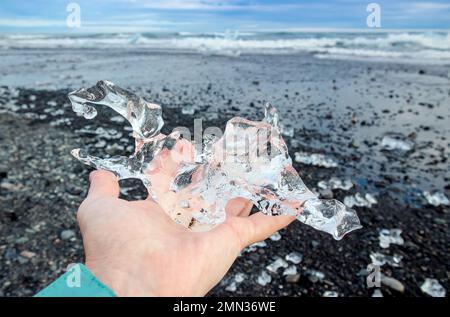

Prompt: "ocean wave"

[1,31,449,63]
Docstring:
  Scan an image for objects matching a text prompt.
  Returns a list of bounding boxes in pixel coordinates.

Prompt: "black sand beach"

[0,47,449,296]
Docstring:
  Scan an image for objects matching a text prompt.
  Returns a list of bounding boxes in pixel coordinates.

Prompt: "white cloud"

[411,2,450,10]
[129,0,307,11]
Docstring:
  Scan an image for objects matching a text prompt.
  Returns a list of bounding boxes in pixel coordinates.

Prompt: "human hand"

[78,167,294,297]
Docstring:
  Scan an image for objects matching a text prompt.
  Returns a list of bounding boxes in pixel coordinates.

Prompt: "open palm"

[78,170,294,297]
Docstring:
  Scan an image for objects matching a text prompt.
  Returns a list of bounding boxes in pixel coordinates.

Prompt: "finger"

[225,198,253,217]
[87,170,120,199]
[232,212,295,247]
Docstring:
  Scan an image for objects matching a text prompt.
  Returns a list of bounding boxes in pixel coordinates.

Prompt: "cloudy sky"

[0,0,449,33]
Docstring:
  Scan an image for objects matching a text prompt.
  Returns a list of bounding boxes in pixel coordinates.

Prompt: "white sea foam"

[1,31,449,63]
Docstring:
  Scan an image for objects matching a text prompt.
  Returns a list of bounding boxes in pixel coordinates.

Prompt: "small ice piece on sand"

[344,193,377,208]
[281,125,294,137]
[244,241,267,253]
[381,133,414,152]
[322,291,338,297]
[269,231,281,241]
[379,229,404,249]
[266,258,289,273]
[257,271,272,286]
[225,281,237,292]
[300,198,362,240]
[370,252,403,267]
[285,251,303,264]
[306,269,325,283]
[423,191,450,207]
[234,273,246,283]
[372,289,383,297]
[294,152,338,168]
[225,273,247,292]
[283,265,298,276]
[420,278,446,297]
[181,106,195,115]
[318,177,353,191]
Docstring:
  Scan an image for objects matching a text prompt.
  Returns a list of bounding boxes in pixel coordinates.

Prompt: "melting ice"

[420,278,446,297]
[370,252,403,267]
[381,132,415,153]
[378,229,404,249]
[68,80,362,240]
[422,191,450,207]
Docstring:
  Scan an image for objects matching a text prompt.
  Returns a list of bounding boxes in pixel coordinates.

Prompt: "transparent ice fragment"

[283,265,298,276]
[181,106,195,115]
[299,198,362,240]
[225,281,237,292]
[370,252,403,267]
[225,272,247,291]
[323,291,339,297]
[318,177,353,191]
[294,152,338,168]
[420,278,446,297]
[306,269,325,283]
[381,133,414,152]
[344,193,377,208]
[266,257,289,273]
[244,241,267,253]
[281,125,294,137]
[269,231,281,241]
[69,81,362,240]
[285,251,303,264]
[379,229,404,249]
[423,191,450,207]
[257,271,272,286]
[69,80,164,139]
[234,273,247,283]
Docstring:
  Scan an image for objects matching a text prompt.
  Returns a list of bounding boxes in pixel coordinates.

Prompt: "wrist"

[85,260,157,297]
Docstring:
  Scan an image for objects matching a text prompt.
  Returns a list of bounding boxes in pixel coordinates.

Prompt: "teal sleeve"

[35,263,116,297]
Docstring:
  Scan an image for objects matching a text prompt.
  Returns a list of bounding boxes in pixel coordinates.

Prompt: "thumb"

[228,212,295,248]
[87,170,120,199]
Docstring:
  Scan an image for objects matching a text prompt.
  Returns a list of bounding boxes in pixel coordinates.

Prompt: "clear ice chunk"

[318,177,353,191]
[225,272,246,292]
[285,251,303,264]
[370,252,403,267]
[378,229,404,249]
[269,231,281,241]
[234,273,246,283]
[281,125,294,137]
[283,265,298,276]
[423,191,450,207]
[244,241,267,253]
[181,106,195,115]
[344,193,377,208]
[294,152,338,168]
[257,271,272,286]
[69,81,362,240]
[266,257,289,273]
[225,281,237,292]
[381,133,414,152]
[306,269,325,283]
[420,278,446,297]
